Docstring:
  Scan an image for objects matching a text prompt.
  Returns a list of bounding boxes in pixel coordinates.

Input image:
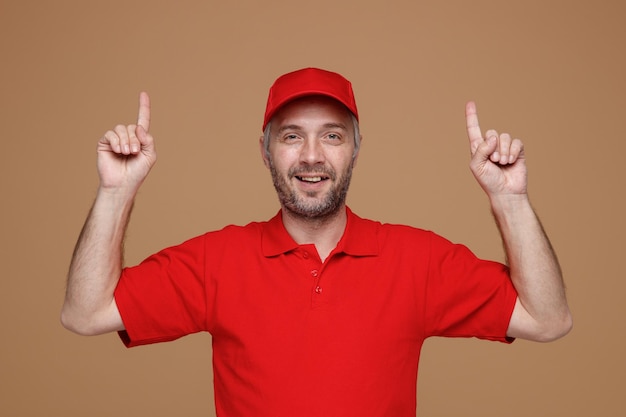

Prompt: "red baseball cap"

[262,67,359,131]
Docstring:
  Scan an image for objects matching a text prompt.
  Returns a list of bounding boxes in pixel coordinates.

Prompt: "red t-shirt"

[114,207,517,417]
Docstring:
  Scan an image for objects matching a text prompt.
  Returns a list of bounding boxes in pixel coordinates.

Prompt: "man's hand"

[62,92,156,335]
[465,101,527,198]
[464,101,572,341]
[97,92,157,192]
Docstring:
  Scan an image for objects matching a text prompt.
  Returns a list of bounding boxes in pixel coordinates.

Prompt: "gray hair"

[263,114,361,159]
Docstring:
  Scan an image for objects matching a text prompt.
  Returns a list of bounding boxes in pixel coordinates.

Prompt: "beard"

[268,159,354,220]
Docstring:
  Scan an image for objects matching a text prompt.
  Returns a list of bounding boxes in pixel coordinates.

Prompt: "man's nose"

[299,138,325,165]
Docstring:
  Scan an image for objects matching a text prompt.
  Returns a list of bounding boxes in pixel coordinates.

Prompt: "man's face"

[261,96,359,219]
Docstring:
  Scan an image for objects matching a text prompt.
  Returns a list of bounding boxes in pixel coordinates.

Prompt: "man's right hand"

[97,92,156,192]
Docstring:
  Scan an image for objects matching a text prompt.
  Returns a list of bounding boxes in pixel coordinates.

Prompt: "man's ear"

[259,135,270,168]
[352,134,363,167]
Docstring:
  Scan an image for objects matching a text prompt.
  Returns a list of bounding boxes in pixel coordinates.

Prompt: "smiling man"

[62,68,572,417]
[265,97,355,215]
[263,94,359,260]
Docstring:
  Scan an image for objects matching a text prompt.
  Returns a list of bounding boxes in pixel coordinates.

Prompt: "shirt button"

[315,286,323,294]
[302,251,309,259]
[310,269,319,277]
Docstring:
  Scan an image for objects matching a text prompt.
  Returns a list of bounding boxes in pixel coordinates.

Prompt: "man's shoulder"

[348,209,433,236]
[347,209,439,249]
[201,218,270,240]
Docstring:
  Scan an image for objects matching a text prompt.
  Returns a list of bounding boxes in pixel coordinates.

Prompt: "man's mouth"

[295,175,327,183]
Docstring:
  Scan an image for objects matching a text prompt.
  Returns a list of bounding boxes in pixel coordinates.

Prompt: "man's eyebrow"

[277,124,302,133]
[276,122,349,134]
[322,122,349,131]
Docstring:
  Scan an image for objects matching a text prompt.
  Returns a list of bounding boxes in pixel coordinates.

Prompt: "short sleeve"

[423,232,517,343]
[114,235,207,347]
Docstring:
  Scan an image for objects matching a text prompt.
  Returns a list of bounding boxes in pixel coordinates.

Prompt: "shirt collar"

[261,207,379,258]
[261,211,299,257]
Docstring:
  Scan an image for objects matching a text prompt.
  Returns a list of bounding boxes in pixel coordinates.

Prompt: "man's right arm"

[61,92,156,335]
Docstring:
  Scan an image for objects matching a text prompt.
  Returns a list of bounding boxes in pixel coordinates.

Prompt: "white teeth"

[300,176,322,182]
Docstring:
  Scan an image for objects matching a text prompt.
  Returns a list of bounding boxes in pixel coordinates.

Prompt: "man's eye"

[327,133,340,140]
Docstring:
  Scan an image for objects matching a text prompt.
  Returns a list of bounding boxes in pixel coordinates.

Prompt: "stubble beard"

[269,159,354,220]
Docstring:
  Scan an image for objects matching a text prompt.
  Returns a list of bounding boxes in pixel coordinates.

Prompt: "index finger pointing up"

[465,101,484,153]
[137,91,151,131]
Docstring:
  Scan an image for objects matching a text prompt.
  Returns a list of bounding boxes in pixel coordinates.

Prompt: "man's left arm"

[465,101,573,342]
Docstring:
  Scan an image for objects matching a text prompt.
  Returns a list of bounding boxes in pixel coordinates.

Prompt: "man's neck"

[281,206,348,262]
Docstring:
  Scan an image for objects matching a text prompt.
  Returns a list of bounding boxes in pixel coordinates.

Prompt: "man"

[62,68,572,416]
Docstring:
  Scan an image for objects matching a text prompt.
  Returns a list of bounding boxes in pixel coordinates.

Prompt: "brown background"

[1,0,624,416]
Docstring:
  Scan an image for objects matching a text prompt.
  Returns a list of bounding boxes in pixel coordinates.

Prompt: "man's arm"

[61,92,156,336]
[465,101,573,342]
